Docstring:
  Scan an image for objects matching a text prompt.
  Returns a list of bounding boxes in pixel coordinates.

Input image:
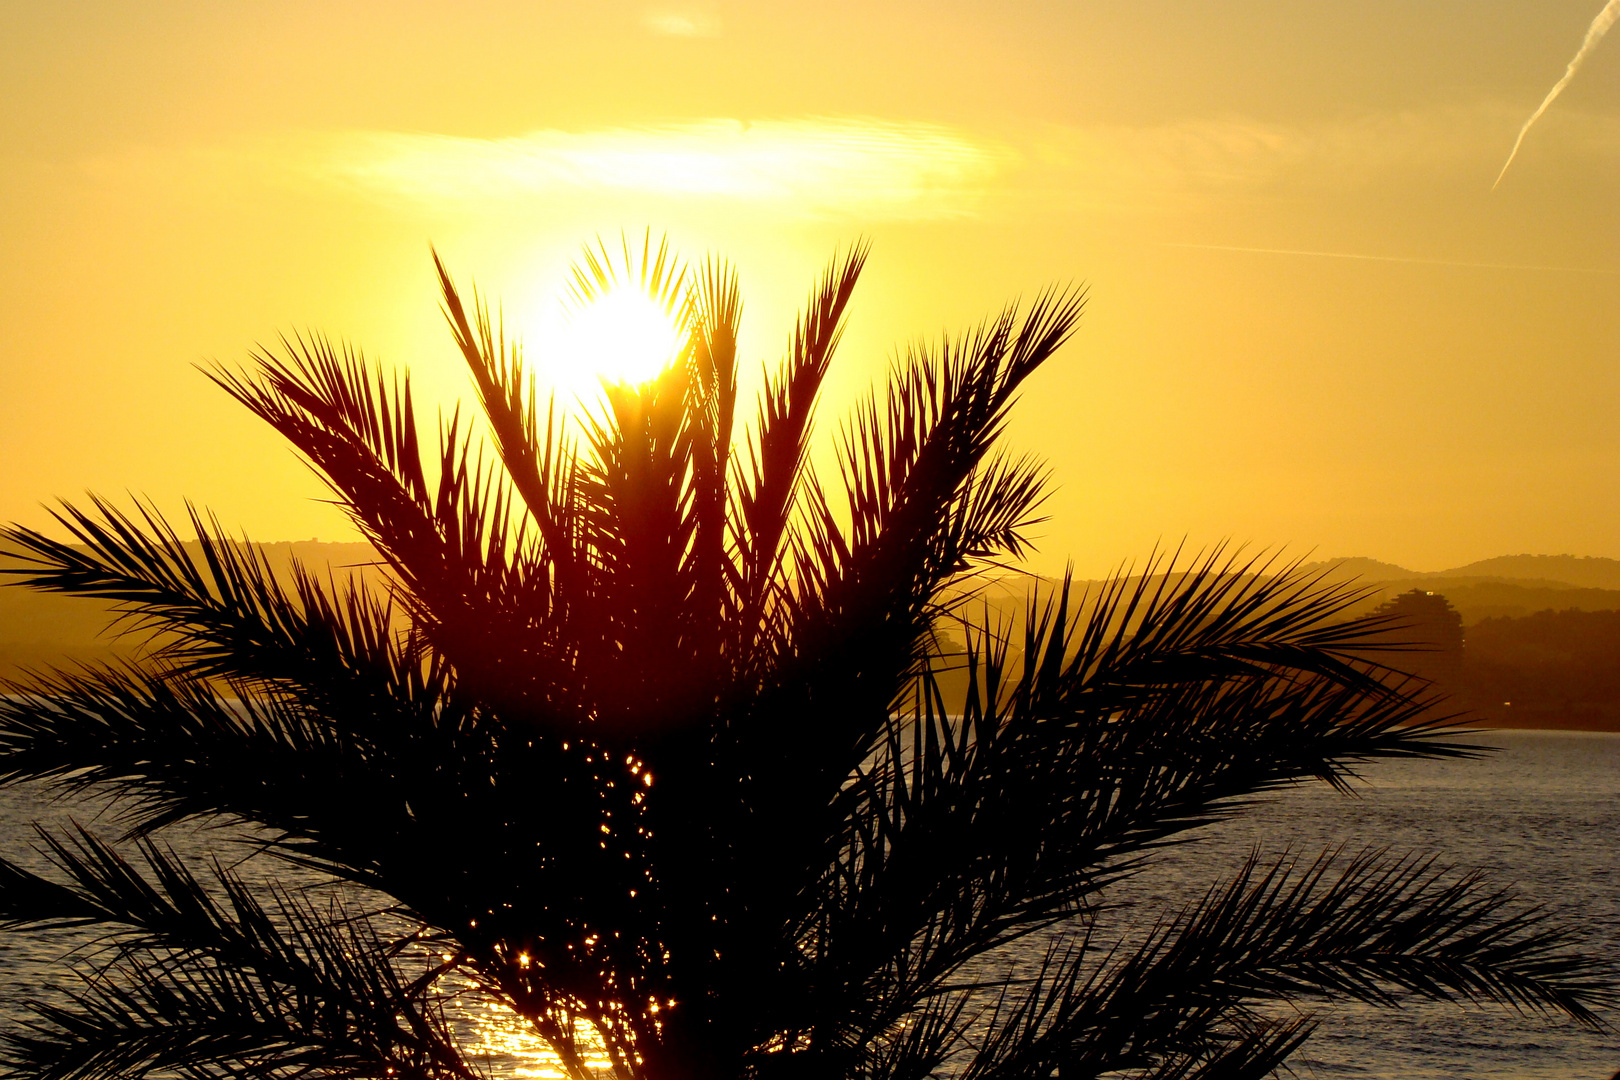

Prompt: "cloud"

[643,9,721,37]
[1162,242,1617,276]
[297,107,1548,228]
[1021,103,1620,212]
[303,118,1010,221]
[83,103,1618,232]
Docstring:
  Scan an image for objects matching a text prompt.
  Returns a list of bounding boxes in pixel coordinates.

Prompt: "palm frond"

[435,249,581,577]
[732,244,868,663]
[807,556,1473,998]
[210,336,586,724]
[0,499,424,714]
[2,243,1608,1080]
[0,828,475,1080]
[961,849,1612,1080]
[0,664,418,861]
[686,256,741,674]
[1136,1016,1315,1080]
[773,288,1086,770]
[568,231,688,314]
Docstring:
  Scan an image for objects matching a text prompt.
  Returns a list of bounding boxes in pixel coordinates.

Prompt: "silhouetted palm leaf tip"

[0,235,1611,1080]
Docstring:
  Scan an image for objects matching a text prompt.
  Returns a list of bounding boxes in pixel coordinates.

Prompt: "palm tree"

[0,238,1609,1080]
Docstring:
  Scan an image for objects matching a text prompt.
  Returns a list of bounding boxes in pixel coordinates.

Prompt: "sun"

[542,286,687,392]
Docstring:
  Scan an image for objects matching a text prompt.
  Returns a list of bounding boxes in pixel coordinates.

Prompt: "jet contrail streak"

[1494,0,1620,189]
[1164,242,1617,275]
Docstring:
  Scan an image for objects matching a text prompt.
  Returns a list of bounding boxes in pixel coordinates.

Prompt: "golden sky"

[1,0,1615,577]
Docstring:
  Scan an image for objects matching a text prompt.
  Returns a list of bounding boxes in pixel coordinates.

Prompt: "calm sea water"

[1102,730,1620,1080]
[0,730,1615,1078]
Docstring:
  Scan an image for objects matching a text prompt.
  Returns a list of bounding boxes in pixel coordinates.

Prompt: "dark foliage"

[1461,608,1620,729]
[0,239,1611,1079]
[1358,593,1620,729]
[1362,589,1464,686]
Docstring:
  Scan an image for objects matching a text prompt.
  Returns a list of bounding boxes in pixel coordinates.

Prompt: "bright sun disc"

[551,287,685,388]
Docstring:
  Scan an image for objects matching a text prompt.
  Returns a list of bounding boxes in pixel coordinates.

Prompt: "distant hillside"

[1303,554,1620,591]
[1300,557,1416,581]
[1333,580,1620,626]
[1299,555,1620,625]
[6,543,1619,732]
[952,557,1620,732]
[0,540,382,679]
[1437,555,1620,591]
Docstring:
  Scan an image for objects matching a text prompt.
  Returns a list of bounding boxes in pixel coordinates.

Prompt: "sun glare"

[543,286,686,392]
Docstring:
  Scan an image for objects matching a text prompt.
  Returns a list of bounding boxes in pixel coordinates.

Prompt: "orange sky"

[1,1,1615,577]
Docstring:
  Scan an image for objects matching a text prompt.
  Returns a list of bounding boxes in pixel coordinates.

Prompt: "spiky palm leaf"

[0,828,469,1080]
[0,240,1610,1080]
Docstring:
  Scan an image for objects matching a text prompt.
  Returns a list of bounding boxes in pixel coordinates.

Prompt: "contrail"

[1494,0,1620,189]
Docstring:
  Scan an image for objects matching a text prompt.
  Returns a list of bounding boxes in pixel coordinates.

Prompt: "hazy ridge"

[1300,555,1620,625]
[0,540,383,677]
[3,544,1618,731]
[955,554,1620,733]
[1304,554,1620,591]
[957,555,1620,628]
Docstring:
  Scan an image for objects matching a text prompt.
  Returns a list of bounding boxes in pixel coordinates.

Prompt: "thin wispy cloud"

[1495,0,1620,188]
[643,8,721,37]
[1025,112,1462,217]
[1023,103,1618,214]
[311,118,1007,220]
[1165,242,1618,275]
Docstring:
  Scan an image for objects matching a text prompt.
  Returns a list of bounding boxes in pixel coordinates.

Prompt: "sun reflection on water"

[448,984,618,1079]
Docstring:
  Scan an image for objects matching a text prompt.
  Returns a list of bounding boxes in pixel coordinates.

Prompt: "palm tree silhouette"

[0,238,1610,1079]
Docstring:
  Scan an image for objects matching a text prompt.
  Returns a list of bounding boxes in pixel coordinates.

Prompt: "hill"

[1302,554,1620,591]
[1437,555,1620,591]
[951,556,1620,732]
[1333,580,1620,626]
[1299,557,1416,581]
[1299,556,1620,626]
[5,543,1619,731]
[0,540,382,679]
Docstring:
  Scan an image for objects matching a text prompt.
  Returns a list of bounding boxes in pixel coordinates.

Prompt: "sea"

[0,729,1615,1079]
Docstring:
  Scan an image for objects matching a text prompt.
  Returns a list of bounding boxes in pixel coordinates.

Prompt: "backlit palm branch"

[0,239,1610,1080]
